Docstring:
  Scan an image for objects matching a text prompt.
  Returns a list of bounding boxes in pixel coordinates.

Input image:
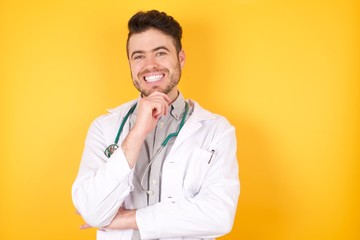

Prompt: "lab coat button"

[152,179,157,185]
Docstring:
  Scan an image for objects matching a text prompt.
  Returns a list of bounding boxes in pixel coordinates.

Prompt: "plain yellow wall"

[0,0,359,239]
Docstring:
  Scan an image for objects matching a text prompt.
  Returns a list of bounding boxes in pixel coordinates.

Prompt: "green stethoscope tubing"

[104,101,189,158]
[114,103,137,145]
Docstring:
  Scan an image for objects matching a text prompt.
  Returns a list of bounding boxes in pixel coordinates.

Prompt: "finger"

[152,106,164,119]
[154,96,169,116]
[149,91,171,104]
[162,94,171,104]
[163,100,168,116]
[160,100,169,117]
[148,99,168,118]
[80,223,92,230]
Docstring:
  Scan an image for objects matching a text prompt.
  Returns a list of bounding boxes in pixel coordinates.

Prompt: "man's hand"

[133,91,171,136]
[105,207,138,230]
[121,91,171,168]
[79,208,138,230]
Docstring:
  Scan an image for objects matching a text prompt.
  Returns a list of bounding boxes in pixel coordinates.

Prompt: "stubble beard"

[132,63,182,97]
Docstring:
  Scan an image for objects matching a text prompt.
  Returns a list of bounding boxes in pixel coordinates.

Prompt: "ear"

[178,49,186,69]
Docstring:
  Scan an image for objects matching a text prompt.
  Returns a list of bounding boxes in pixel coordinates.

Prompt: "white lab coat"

[72,99,240,240]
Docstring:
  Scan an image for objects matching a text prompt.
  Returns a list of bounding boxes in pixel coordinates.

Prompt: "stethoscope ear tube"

[139,102,189,194]
[103,101,189,196]
[104,101,188,163]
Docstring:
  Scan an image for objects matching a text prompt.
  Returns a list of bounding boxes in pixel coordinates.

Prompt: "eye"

[133,55,144,60]
[156,51,167,57]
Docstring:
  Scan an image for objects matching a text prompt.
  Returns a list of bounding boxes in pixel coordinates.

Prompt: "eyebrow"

[130,46,170,59]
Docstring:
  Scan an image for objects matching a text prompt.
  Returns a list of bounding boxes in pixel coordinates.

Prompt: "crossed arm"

[73,92,239,238]
[78,207,137,230]
[75,91,170,230]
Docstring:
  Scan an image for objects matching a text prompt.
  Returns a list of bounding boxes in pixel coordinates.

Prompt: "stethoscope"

[104,101,189,195]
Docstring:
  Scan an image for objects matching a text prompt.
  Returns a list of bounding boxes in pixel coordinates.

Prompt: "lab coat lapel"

[167,101,215,156]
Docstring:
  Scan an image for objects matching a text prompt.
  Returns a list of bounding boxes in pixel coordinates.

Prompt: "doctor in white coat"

[72,10,240,240]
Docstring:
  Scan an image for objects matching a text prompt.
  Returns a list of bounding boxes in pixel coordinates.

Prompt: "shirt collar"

[170,92,186,120]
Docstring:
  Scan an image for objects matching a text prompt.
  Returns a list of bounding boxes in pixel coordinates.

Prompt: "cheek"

[159,60,175,72]
[130,64,141,78]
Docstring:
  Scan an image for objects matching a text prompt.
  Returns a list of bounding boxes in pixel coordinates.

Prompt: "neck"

[167,89,179,103]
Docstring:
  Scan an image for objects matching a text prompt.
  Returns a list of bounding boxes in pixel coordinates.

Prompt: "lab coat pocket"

[183,147,214,197]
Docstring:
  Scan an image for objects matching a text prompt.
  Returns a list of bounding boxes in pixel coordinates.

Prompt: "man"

[72,10,240,240]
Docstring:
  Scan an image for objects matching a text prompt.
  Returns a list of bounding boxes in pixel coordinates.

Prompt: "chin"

[140,89,163,97]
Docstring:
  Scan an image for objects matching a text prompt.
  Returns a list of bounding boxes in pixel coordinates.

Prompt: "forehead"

[128,28,177,53]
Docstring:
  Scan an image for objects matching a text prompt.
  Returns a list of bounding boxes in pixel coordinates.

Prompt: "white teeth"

[145,74,163,82]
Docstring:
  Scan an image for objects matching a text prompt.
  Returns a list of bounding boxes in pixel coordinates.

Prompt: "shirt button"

[152,179,158,185]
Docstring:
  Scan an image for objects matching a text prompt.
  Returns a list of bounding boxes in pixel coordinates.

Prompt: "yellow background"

[0,0,359,239]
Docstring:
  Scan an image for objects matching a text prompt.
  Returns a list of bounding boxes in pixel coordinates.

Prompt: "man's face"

[127,28,185,99]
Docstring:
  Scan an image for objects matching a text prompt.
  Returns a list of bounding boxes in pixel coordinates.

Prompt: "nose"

[143,55,159,70]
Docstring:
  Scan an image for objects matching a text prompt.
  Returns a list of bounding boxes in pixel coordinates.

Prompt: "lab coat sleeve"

[72,116,134,228]
[136,122,240,239]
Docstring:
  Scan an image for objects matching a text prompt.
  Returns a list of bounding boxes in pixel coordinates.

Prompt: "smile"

[144,74,165,83]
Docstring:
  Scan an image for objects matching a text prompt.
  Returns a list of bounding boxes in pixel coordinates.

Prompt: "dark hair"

[126,10,183,57]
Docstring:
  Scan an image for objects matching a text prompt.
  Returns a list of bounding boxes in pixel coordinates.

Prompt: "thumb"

[80,223,92,230]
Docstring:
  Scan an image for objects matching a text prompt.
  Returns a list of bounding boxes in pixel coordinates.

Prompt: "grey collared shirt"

[128,92,192,239]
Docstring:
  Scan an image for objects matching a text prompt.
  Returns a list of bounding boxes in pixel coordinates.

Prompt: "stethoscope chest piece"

[104,103,137,158]
[104,143,119,158]
[103,101,189,196]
